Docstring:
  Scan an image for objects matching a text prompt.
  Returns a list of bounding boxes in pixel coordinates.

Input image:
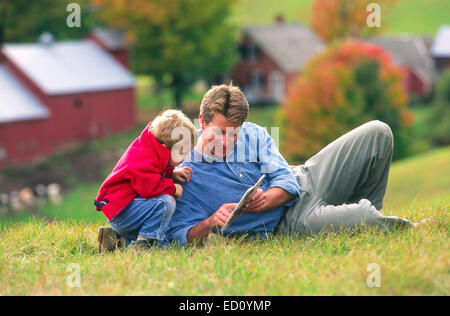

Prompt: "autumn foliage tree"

[92,0,238,108]
[282,40,413,162]
[311,0,397,42]
[0,0,94,46]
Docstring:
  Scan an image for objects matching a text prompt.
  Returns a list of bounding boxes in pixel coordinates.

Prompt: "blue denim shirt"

[167,122,301,245]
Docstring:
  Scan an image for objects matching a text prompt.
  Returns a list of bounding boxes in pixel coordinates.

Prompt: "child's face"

[169,141,191,167]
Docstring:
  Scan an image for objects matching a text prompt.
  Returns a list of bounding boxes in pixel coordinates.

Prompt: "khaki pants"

[276,120,413,236]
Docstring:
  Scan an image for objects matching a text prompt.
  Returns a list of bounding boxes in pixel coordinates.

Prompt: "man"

[167,84,436,246]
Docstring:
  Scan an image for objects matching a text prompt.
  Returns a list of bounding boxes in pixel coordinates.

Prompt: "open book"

[221,174,266,231]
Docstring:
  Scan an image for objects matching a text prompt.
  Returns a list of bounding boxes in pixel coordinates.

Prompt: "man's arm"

[257,126,301,207]
[187,189,292,242]
[244,187,294,213]
[187,203,237,243]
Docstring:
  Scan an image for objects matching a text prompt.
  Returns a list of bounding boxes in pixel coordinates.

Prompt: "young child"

[95,109,195,253]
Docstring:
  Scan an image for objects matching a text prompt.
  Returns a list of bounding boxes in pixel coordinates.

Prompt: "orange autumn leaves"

[282,40,413,162]
[311,0,398,42]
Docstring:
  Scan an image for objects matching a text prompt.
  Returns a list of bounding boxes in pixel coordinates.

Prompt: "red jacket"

[95,123,175,220]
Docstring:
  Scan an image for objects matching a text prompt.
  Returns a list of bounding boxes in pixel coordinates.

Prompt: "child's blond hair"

[149,109,195,150]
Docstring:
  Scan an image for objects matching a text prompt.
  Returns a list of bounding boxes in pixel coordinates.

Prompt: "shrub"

[282,40,413,163]
[429,70,450,145]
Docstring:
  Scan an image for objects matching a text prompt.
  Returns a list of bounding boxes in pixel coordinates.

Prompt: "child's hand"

[174,184,183,198]
[172,166,193,183]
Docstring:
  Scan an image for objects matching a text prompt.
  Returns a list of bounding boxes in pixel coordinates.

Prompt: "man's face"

[200,113,241,158]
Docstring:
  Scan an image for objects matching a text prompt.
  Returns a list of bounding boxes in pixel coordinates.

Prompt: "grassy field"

[231,0,450,35]
[0,145,448,295]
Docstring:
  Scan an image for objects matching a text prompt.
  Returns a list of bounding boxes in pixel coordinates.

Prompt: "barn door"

[73,96,90,141]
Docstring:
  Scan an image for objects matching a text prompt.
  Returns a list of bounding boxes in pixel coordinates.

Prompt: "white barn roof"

[244,23,325,73]
[367,36,435,87]
[3,40,136,95]
[431,25,450,57]
[0,66,49,124]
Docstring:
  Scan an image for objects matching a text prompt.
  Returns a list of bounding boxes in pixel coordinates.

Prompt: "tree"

[311,0,397,42]
[0,0,95,47]
[92,0,238,108]
[282,40,413,163]
[428,70,450,145]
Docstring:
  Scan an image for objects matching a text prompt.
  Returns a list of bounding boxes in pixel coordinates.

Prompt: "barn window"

[239,44,260,61]
[247,45,260,61]
[0,147,7,160]
[249,70,264,91]
[74,98,83,108]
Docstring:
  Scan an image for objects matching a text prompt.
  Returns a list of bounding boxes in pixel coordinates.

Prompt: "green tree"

[93,0,238,108]
[0,0,95,46]
[429,70,450,145]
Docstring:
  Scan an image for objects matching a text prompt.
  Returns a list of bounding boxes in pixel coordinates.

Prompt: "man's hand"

[244,189,267,213]
[172,166,193,183]
[187,203,237,243]
[174,183,183,198]
[208,203,237,228]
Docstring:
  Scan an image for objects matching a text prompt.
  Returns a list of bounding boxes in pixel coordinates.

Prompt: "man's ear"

[199,114,206,131]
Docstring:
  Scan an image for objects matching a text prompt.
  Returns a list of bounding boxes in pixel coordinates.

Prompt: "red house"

[367,36,435,98]
[0,31,136,168]
[231,20,324,104]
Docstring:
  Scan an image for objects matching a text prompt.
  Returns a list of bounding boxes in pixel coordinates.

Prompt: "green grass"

[385,0,450,35]
[138,89,205,112]
[231,0,313,27]
[231,0,450,35]
[0,147,448,295]
[384,147,450,210]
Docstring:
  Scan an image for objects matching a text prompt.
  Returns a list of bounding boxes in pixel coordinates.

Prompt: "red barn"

[0,32,136,168]
[231,19,324,104]
[367,36,435,98]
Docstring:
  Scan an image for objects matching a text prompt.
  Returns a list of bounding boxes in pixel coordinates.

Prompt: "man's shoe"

[127,239,157,254]
[97,226,125,254]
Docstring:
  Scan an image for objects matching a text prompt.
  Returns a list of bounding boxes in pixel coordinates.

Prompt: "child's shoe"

[97,226,125,254]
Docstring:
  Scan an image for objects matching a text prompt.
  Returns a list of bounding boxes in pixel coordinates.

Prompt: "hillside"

[232,0,450,35]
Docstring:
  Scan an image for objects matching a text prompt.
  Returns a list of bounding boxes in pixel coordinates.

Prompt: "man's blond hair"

[149,109,195,149]
[200,84,249,126]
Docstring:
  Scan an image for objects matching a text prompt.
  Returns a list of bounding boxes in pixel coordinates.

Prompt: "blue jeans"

[108,195,176,248]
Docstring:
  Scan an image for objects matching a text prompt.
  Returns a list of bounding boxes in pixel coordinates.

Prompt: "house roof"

[243,23,325,73]
[2,39,135,95]
[366,36,435,86]
[90,27,128,50]
[431,25,450,57]
[0,65,49,124]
